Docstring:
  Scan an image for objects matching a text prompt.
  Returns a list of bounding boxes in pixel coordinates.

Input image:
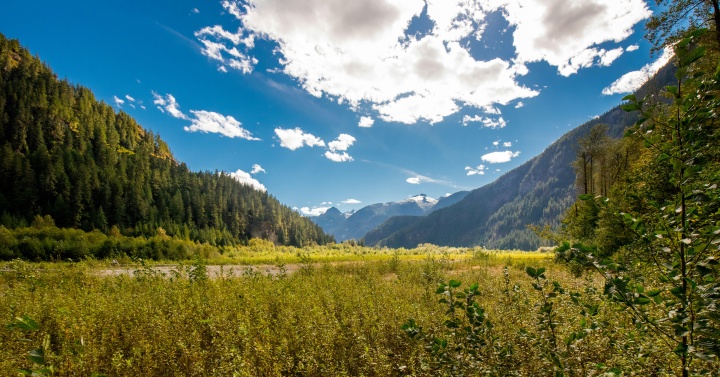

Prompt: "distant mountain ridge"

[313,192,469,241]
[364,64,676,250]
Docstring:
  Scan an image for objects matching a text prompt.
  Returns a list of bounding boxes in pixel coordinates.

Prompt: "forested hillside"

[365,64,675,250]
[0,33,332,248]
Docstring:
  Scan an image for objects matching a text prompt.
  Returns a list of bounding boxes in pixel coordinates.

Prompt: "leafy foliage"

[558,29,720,375]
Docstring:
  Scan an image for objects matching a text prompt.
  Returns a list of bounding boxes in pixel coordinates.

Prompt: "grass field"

[0,246,700,376]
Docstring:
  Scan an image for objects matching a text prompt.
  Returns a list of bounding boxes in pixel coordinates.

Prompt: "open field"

[0,247,702,376]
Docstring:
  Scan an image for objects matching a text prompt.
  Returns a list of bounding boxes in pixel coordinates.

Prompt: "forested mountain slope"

[365,64,675,250]
[0,34,332,247]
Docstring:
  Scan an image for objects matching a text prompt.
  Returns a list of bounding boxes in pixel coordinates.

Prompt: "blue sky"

[1,0,670,216]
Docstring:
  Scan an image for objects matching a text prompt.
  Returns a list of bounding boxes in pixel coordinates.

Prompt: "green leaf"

[28,348,45,365]
[634,297,651,305]
[449,279,462,288]
[526,266,537,278]
[646,289,661,297]
[9,315,40,332]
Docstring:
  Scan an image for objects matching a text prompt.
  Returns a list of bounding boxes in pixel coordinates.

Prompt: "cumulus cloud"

[300,206,330,216]
[195,0,649,124]
[465,164,486,176]
[125,95,135,102]
[481,150,521,163]
[251,164,266,174]
[515,102,524,109]
[192,8,200,14]
[328,134,355,152]
[200,0,539,124]
[626,44,639,52]
[503,141,512,147]
[342,198,362,204]
[602,47,673,95]
[324,134,357,162]
[113,96,125,107]
[358,116,374,128]
[498,0,651,76]
[228,169,266,191]
[274,127,325,150]
[462,115,507,128]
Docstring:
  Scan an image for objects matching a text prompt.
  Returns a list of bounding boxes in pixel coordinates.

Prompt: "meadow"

[0,245,706,376]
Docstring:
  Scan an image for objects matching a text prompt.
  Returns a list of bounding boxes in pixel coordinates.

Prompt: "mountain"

[364,64,676,250]
[313,193,452,241]
[0,33,332,247]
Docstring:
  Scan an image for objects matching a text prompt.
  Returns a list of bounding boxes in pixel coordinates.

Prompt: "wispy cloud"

[113,96,125,107]
[153,91,259,140]
[185,110,260,139]
[300,206,330,216]
[342,199,361,204]
[602,47,672,95]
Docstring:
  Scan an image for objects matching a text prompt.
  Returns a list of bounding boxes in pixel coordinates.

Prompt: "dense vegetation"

[556,26,720,376]
[3,250,712,376]
[0,34,332,250]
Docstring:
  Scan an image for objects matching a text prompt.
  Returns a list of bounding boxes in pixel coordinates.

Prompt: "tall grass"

[0,250,690,376]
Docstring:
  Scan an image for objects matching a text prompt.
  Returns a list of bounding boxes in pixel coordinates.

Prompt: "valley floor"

[0,249,703,376]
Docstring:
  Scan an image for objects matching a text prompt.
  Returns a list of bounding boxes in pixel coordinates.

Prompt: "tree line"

[0,33,333,257]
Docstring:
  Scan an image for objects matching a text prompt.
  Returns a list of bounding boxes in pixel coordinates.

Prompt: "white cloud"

[274,127,325,150]
[406,175,437,184]
[465,164,486,176]
[515,102,524,109]
[626,44,639,52]
[358,116,374,128]
[462,115,507,128]
[203,0,538,125]
[228,169,266,191]
[499,0,651,76]
[192,8,200,14]
[125,95,135,102]
[481,150,521,163]
[325,151,353,162]
[602,47,673,95]
[152,92,189,120]
[328,134,355,152]
[195,23,257,73]
[113,96,125,107]
[324,134,356,162]
[492,140,499,146]
[503,141,512,147]
[153,92,258,139]
[185,110,259,139]
[300,206,330,216]
[251,164,266,174]
[342,198,362,204]
[196,0,649,124]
